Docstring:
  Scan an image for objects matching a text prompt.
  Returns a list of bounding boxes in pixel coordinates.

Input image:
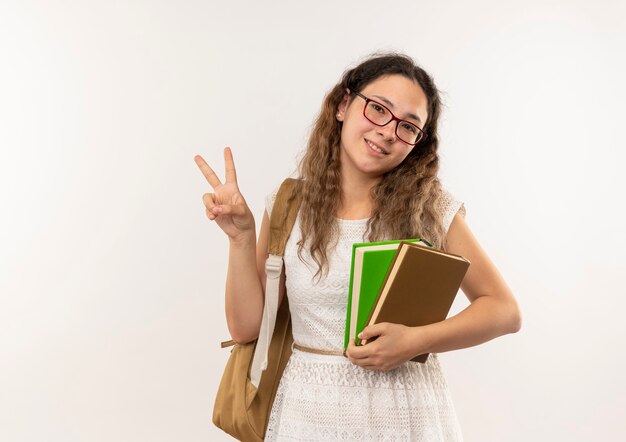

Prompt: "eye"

[370,103,386,114]
[401,122,418,134]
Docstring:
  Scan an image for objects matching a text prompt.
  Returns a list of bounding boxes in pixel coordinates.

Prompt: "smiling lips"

[365,139,389,156]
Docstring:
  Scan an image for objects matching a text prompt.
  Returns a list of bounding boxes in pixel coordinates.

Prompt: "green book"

[343,238,433,351]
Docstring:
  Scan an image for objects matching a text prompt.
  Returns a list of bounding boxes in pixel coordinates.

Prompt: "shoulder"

[265,177,302,215]
[437,186,466,235]
[264,178,300,216]
[264,182,281,216]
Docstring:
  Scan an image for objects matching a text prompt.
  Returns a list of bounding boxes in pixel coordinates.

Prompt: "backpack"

[212,178,301,441]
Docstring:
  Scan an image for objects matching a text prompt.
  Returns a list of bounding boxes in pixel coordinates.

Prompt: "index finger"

[223,147,238,185]
[194,154,222,189]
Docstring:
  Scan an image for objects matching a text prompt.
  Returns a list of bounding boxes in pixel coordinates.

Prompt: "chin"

[357,164,387,178]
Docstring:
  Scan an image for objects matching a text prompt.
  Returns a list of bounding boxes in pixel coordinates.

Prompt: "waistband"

[292,342,346,357]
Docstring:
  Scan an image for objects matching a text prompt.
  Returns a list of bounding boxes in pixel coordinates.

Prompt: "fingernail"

[358,332,363,339]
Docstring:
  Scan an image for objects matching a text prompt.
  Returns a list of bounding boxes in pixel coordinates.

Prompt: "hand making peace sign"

[194,147,255,243]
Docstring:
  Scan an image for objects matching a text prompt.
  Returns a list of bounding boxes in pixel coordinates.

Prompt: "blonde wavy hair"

[294,52,450,280]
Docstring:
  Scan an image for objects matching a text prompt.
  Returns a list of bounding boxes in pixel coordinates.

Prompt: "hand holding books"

[344,239,470,364]
[345,322,433,372]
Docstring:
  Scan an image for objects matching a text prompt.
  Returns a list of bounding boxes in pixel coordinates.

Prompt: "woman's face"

[336,74,429,180]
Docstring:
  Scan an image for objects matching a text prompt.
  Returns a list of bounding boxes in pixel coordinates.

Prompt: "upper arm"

[446,213,517,306]
[256,209,287,306]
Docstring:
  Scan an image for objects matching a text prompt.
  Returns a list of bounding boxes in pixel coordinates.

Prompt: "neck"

[337,168,381,219]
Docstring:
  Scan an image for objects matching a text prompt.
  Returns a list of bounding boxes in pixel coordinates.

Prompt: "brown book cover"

[358,241,470,363]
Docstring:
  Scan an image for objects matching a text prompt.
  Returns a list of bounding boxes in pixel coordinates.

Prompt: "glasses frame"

[350,90,427,146]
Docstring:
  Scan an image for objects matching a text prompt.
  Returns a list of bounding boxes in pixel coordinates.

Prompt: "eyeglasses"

[351,90,427,145]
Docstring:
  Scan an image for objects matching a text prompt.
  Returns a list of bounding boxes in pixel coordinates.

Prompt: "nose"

[377,119,398,142]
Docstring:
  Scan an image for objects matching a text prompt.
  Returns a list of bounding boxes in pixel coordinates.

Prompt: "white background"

[1,0,625,441]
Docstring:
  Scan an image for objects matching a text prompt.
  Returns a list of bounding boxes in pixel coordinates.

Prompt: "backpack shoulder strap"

[250,178,301,387]
[269,178,302,256]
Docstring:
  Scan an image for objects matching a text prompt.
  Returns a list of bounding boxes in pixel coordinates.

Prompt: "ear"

[336,88,351,122]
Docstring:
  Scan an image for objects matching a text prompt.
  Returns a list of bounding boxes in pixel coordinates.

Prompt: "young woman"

[195,52,522,441]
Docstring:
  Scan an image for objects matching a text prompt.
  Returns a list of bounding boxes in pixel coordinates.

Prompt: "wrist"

[229,230,257,248]
[410,323,438,356]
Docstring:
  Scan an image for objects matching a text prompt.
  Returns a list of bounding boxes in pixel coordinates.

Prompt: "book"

[343,238,431,351]
[358,241,470,363]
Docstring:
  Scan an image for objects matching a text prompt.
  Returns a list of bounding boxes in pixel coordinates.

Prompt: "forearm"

[225,232,265,343]
[419,295,522,355]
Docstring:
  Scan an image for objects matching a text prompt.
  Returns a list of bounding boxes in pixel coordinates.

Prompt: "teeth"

[366,140,387,154]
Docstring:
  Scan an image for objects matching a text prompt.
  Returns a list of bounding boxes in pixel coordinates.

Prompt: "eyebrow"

[372,94,423,125]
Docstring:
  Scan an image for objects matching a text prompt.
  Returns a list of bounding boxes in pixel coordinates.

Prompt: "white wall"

[1,1,625,440]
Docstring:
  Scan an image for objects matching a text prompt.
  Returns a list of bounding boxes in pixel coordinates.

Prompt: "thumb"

[358,323,387,340]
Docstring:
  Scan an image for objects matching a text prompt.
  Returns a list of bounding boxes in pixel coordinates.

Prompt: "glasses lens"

[364,101,424,144]
[397,121,422,145]
[363,101,389,125]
